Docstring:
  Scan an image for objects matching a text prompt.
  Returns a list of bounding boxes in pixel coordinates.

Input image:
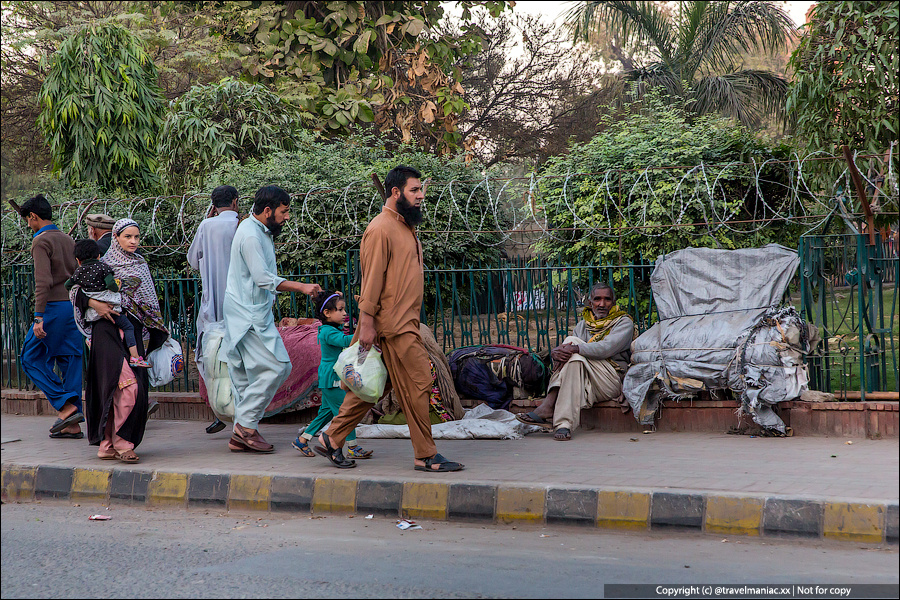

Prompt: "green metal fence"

[2,256,658,391]
[799,233,899,398]
[3,238,897,398]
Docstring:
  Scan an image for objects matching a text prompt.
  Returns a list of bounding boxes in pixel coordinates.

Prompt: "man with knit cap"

[84,213,115,256]
[16,194,85,439]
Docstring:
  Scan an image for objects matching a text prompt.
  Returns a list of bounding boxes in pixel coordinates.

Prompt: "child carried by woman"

[66,239,151,368]
[293,290,372,459]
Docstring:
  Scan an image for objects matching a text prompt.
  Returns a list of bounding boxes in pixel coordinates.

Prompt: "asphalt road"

[2,501,897,599]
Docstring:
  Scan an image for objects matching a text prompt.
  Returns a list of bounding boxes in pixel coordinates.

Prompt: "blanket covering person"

[374,323,465,424]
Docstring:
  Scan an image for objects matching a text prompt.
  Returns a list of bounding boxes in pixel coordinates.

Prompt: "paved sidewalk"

[2,415,898,543]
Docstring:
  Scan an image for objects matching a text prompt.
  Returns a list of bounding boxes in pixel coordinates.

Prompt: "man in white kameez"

[187,185,240,435]
[221,185,321,453]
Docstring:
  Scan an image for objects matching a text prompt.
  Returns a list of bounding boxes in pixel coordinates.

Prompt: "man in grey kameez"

[188,185,240,434]
[517,282,636,441]
[220,185,321,453]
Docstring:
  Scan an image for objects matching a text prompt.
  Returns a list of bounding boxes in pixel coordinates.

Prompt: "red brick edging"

[3,389,897,438]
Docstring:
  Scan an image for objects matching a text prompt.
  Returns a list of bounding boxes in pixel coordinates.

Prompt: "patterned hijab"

[101,219,167,333]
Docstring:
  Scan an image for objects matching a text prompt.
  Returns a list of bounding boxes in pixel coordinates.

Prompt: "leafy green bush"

[194,135,509,273]
[37,24,164,192]
[157,78,312,192]
[787,0,899,222]
[534,91,805,268]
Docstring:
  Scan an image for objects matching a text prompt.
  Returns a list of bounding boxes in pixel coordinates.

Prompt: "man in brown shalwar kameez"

[316,165,464,472]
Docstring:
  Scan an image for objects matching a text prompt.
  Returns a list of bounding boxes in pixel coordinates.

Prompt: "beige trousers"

[548,336,624,430]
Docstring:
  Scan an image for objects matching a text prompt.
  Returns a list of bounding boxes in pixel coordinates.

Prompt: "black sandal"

[515,411,553,430]
[49,412,85,434]
[414,453,464,473]
[553,427,572,441]
[314,432,356,469]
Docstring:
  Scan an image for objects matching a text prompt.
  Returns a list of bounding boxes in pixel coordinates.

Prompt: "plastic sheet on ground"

[622,244,815,434]
[355,403,544,440]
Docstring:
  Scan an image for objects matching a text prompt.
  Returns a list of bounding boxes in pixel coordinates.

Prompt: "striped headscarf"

[101,219,167,333]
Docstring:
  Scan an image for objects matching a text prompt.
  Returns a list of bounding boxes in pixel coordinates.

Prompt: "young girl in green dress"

[293,291,373,459]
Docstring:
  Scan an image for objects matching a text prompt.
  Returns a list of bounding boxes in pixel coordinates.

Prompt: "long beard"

[396,195,423,226]
[266,216,285,239]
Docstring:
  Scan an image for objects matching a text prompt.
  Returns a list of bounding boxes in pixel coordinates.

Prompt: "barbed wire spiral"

[2,147,897,266]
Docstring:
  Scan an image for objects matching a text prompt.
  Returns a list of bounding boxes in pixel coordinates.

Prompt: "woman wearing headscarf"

[70,218,168,463]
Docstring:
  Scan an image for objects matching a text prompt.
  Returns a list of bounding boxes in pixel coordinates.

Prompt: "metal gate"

[799,233,899,399]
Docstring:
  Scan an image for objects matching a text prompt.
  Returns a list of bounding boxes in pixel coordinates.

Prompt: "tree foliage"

[565,1,795,128]
[194,135,508,271]
[787,0,899,220]
[0,1,239,197]
[37,23,165,191]
[157,78,311,191]
[220,1,512,153]
[456,13,611,167]
[534,90,803,266]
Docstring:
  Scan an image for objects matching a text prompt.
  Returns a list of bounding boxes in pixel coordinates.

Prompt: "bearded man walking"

[221,185,321,452]
[317,165,464,472]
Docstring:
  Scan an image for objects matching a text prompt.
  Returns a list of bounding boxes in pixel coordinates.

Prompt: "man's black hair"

[252,185,291,215]
[589,281,616,303]
[313,290,343,326]
[19,194,52,221]
[74,239,101,262]
[211,185,239,208]
[383,165,422,199]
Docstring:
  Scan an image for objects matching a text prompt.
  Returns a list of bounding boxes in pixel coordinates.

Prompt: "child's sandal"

[129,357,152,368]
[291,437,316,457]
[347,445,373,459]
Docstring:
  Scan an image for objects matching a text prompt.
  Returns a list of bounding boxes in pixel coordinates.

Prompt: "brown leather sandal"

[115,449,140,463]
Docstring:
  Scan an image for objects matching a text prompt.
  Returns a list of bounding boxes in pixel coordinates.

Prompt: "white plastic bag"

[198,321,233,422]
[148,336,185,387]
[333,342,388,403]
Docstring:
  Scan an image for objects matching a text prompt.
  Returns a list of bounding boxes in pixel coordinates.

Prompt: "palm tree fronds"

[690,69,788,128]
[564,1,675,66]
[693,1,795,75]
[625,62,683,99]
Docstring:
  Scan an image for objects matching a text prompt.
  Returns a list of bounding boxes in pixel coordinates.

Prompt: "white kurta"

[220,215,290,429]
[187,210,239,351]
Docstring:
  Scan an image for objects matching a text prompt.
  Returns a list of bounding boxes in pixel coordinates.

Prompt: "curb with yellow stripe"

[2,463,896,544]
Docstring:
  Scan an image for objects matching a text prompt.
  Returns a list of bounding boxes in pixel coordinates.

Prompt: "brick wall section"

[786,401,898,439]
[4,388,898,437]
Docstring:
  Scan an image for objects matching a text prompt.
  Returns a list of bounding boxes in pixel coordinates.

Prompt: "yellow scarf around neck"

[582,305,636,343]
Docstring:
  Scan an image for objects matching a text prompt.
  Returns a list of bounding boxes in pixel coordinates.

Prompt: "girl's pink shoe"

[129,356,152,368]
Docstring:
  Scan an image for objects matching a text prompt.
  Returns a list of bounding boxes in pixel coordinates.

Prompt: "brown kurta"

[356,207,424,336]
[327,206,437,459]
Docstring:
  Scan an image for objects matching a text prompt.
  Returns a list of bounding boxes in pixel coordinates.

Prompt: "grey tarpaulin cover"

[622,244,816,433]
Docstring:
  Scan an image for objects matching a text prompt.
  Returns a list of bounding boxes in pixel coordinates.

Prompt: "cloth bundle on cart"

[622,245,818,433]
